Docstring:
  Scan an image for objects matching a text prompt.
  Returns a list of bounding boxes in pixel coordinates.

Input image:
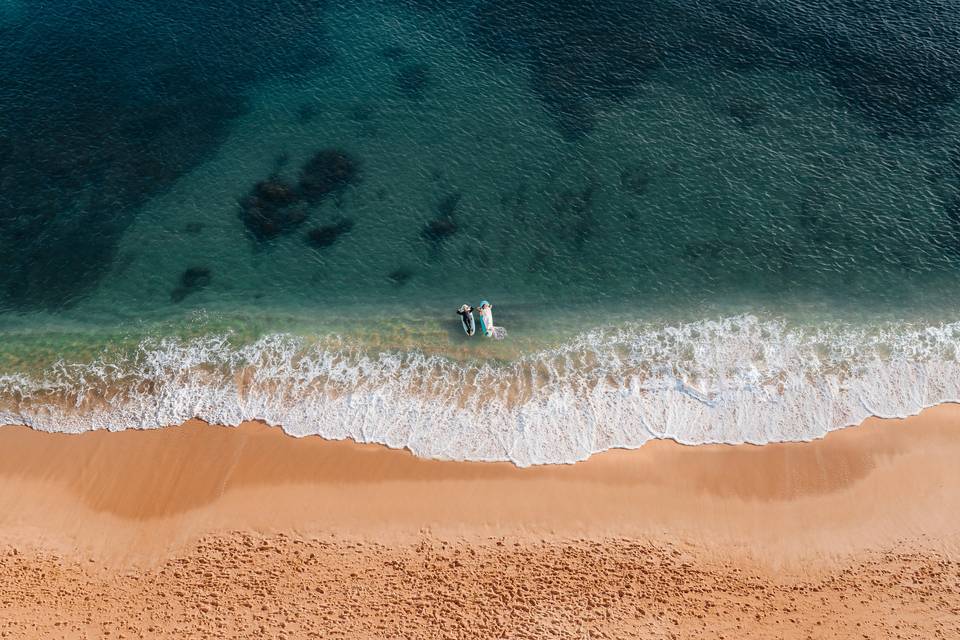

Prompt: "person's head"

[480,300,490,309]
[459,304,471,313]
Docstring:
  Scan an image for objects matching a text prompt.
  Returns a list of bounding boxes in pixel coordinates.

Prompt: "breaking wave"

[2,315,959,466]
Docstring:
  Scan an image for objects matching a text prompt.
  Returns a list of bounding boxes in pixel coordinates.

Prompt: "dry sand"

[0,404,959,638]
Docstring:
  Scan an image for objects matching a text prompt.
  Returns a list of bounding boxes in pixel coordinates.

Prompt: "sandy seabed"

[0,405,959,639]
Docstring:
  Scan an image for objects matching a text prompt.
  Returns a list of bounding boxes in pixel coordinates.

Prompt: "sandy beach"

[0,405,958,639]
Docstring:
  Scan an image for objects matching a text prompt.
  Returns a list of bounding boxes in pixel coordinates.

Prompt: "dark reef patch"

[240,146,362,243]
[306,218,355,249]
[0,50,243,310]
[387,267,414,286]
[421,217,458,242]
[240,178,307,240]
[459,0,960,138]
[298,149,360,204]
[693,0,960,136]
[435,192,462,218]
[468,2,661,139]
[255,178,300,207]
[824,58,958,138]
[170,266,212,303]
[421,192,463,243]
[0,1,335,311]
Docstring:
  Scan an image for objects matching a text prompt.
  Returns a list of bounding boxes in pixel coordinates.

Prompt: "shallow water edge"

[4,315,960,466]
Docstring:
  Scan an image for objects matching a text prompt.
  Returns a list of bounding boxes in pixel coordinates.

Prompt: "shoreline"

[1,403,960,563]
[0,404,958,637]
[6,314,960,467]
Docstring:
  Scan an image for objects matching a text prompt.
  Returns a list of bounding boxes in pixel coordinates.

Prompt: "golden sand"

[0,405,958,638]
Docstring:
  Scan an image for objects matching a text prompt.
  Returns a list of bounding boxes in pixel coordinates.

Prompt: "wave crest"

[2,315,960,465]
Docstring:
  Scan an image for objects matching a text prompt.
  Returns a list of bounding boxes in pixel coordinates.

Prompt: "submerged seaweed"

[0,52,243,310]
[298,149,360,204]
[0,0,336,310]
[421,192,463,243]
[240,178,306,241]
[387,267,414,286]
[462,0,960,138]
[421,217,458,242]
[469,2,660,138]
[306,218,355,248]
[170,266,212,303]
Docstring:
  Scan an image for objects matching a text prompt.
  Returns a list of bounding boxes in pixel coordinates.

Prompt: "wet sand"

[0,405,959,638]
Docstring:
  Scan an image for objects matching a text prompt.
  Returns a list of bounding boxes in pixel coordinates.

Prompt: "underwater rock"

[436,192,462,218]
[183,222,204,234]
[170,266,212,302]
[680,0,960,135]
[395,63,431,99]
[254,178,299,206]
[0,36,244,310]
[0,0,342,310]
[824,46,958,137]
[181,266,212,289]
[240,177,306,240]
[467,0,960,139]
[298,149,359,204]
[471,2,658,139]
[387,267,413,286]
[306,218,355,248]
[421,217,457,241]
[421,193,463,242]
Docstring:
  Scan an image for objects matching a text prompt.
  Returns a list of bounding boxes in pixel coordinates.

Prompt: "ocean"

[2,0,960,464]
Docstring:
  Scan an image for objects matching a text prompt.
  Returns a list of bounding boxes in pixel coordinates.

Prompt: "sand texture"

[1,404,959,638]
[2,534,958,639]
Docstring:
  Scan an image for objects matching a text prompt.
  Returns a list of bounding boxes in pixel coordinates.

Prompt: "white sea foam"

[2,315,960,466]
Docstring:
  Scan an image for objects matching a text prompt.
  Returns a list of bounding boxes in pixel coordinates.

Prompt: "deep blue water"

[2,0,960,463]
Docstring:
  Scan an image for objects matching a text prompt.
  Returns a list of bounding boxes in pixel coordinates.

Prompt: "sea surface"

[2,0,960,464]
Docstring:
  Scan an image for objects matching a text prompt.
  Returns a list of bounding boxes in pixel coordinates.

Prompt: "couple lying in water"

[457,301,500,338]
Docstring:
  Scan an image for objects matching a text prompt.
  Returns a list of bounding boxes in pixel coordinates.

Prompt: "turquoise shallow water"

[2,1,960,463]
